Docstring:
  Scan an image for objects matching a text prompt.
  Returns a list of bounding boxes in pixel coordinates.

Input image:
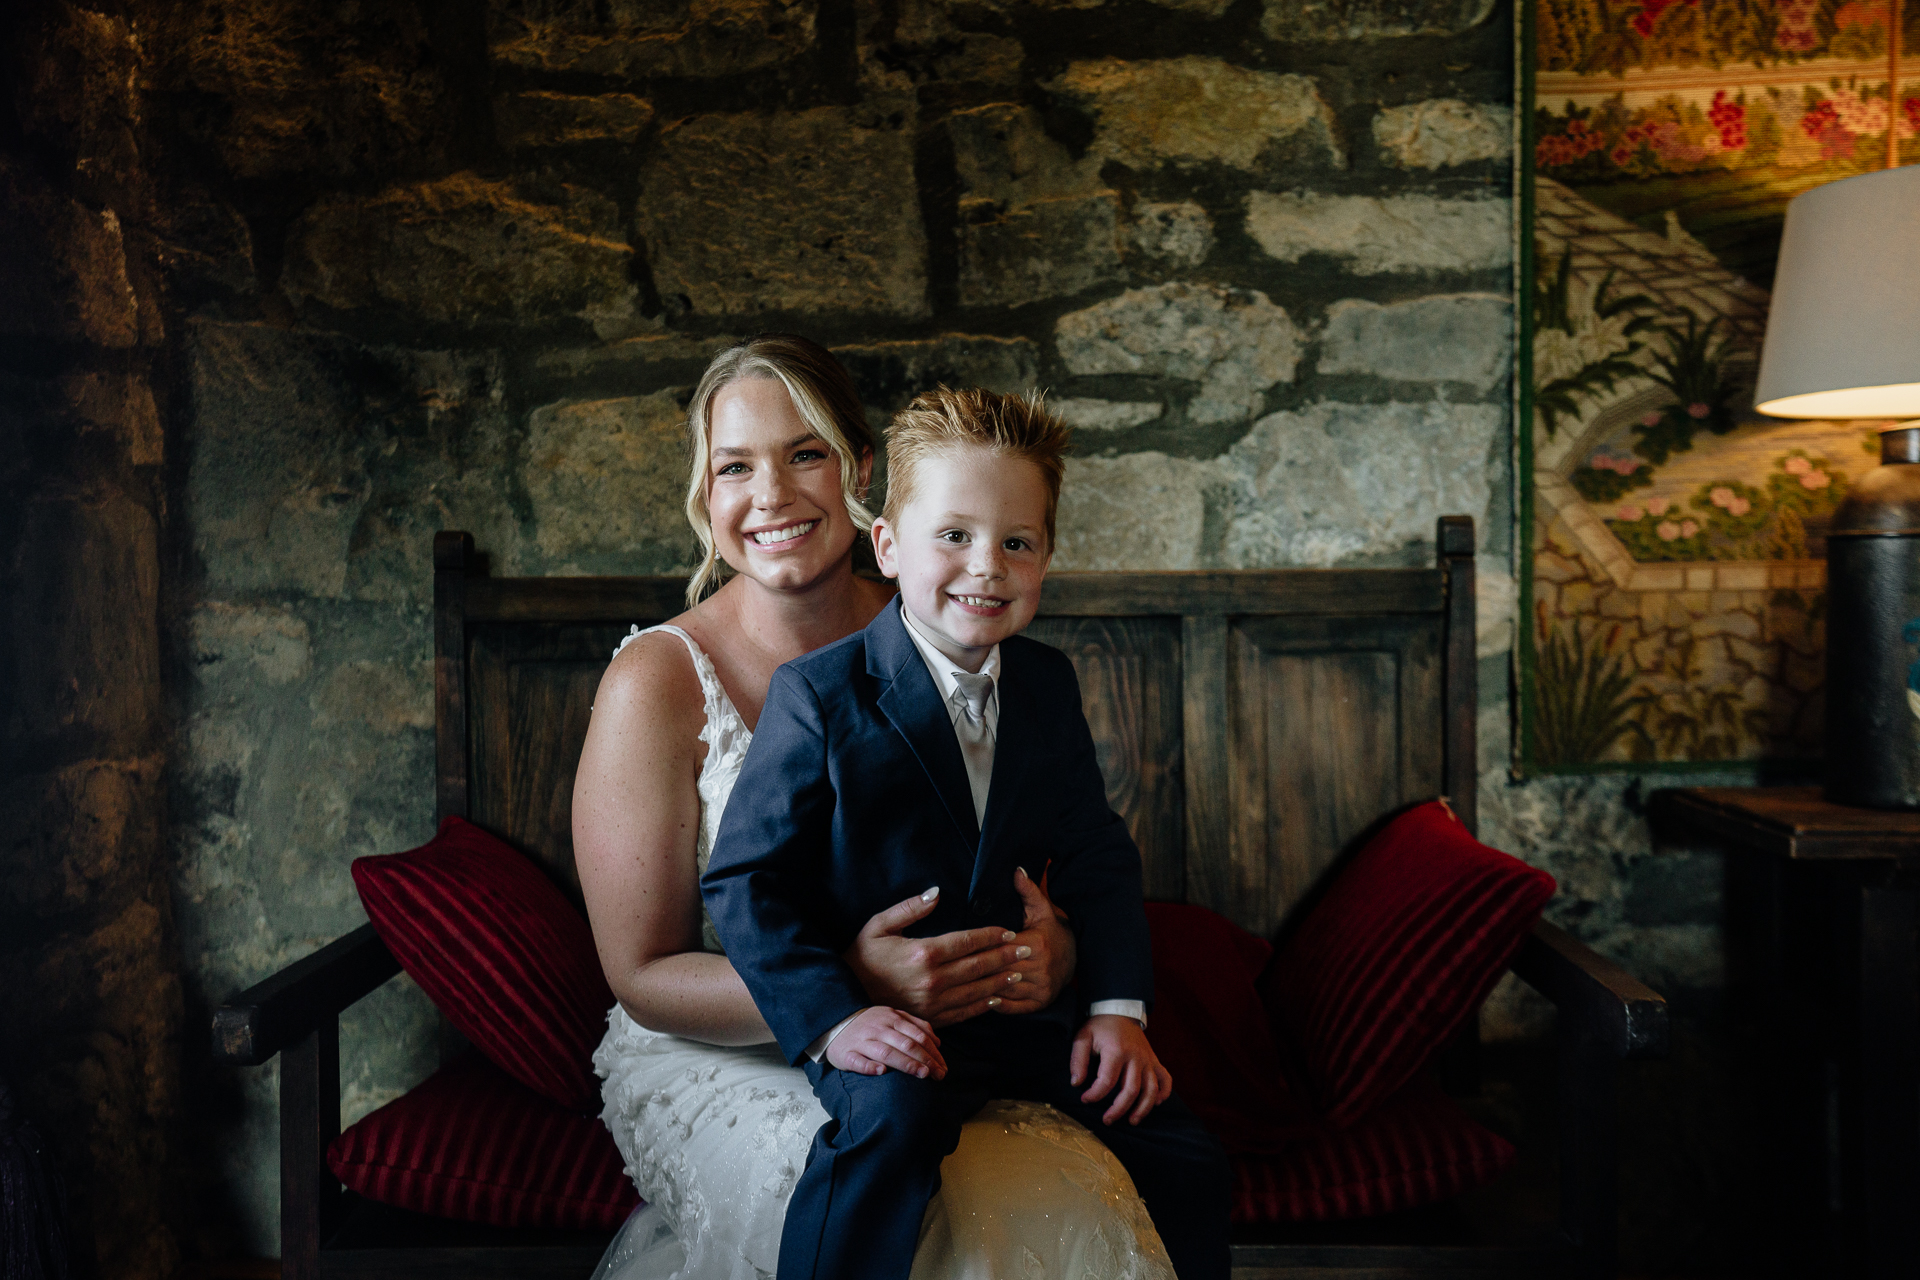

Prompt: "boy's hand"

[825,1006,947,1080]
[1069,1014,1172,1126]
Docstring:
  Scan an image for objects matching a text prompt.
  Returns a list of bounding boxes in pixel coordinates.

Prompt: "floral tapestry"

[1519,0,1916,772]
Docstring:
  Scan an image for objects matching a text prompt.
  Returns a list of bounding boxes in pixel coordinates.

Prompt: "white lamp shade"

[1754,164,1920,419]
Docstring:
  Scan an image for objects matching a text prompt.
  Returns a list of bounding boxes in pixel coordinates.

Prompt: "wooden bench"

[214,517,1668,1278]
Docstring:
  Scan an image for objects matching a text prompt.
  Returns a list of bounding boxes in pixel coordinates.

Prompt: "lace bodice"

[613,624,750,955]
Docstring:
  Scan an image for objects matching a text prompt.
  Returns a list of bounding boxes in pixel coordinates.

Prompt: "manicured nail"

[1001,931,1017,942]
[1007,972,1023,984]
[922,886,939,902]
[1016,866,1028,879]
[986,997,1002,1009]
[1015,945,1032,959]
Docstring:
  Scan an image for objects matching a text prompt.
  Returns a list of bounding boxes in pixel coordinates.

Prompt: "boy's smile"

[872,444,1053,673]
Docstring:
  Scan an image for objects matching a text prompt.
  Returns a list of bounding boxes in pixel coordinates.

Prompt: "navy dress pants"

[780,1018,1232,1280]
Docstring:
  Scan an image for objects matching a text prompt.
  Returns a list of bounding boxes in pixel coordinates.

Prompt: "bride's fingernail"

[1015,946,1032,959]
[1007,972,1023,984]
[987,997,1002,1009]
[1001,931,1017,942]
[922,886,939,902]
[1016,866,1028,879]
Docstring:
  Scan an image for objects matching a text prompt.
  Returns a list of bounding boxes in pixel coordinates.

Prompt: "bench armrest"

[1510,920,1669,1060]
[211,924,401,1066]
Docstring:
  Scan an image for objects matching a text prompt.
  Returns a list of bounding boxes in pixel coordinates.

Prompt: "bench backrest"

[433,517,1476,940]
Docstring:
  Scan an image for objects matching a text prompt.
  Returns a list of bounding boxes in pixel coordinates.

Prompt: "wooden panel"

[1201,614,1445,938]
[1181,616,1232,913]
[1024,617,1185,900]
[465,622,651,901]
[1039,569,1444,617]
[464,575,688,623]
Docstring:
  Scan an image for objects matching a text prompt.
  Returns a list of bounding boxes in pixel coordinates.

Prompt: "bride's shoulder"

[597,624,708,734]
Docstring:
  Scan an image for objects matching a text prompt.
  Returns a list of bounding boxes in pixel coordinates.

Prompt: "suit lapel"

[868,600,982,850]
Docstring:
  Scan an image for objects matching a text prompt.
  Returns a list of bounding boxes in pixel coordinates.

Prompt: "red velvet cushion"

[352,816,614,1112]
[1262,801,1555,1126]
[327,1052,638,1230]
[1143,902,1319,1154]
[1230,1072,1516,1222]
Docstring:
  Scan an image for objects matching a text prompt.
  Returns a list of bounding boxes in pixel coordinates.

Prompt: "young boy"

[702,388,1230,1280]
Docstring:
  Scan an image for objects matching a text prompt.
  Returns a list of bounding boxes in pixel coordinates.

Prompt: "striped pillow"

[1229,1072,1515,1222]
[352,816,614,1112]
[1261,801,1554,1127]
[328,1051,638,1229]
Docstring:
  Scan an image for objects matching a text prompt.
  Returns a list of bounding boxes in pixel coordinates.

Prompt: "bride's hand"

[845,888,1027,1028]
[987,866,1076,1016]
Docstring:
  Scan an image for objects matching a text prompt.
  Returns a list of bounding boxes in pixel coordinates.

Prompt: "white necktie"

[950,672,994,827]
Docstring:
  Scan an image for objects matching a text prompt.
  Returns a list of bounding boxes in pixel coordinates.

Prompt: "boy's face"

[872,444,1053,672]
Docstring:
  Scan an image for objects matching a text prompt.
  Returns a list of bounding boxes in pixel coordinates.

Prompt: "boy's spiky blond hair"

[882,387,1072,546]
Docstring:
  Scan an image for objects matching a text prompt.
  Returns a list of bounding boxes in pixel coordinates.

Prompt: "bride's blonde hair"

[682,335,876,606]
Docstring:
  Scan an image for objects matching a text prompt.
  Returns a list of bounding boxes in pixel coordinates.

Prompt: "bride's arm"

[573,635,775,1046]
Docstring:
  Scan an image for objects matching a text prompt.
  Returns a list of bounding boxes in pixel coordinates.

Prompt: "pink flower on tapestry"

[1710,486,1735,508]
[1687,403,1711,419]
[1646,496,1670,515]
[1640,411,1663,427]
[1679,520,1699,537]
[1800,470,1832,490]
[1657,521,1682,541]
[1784,456,1812,475]
[1728,497,1751,516]
[1618,504,1645,521]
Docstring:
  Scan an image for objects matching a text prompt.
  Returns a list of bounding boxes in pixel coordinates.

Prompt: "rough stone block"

[149,180,257,297]
[11,7,143,195]
[526,391,699,571]
[1055,453,1217,570]
[639,107,927,319]
[1056,283,1300,425]
[1,756,164,918]
[1053,398,1163,431]
[1261,0,1496,41]
[1221,401,1499,566]
[60,371,164,467]
[496,91,656,149]
[1244,191,1509,275]
[7,493,161,757]
[1128,201,1215,267]
[312,660,435,735]
[190,604,313,689]
[950,104,1123,307]
[833,335,1041,410]
[1318,294,1511,391]
[283,174,639,333]
[489,0,816,78]
[1373,99,1511,169]
[0,158,139,347]
[150,0,453,180]
[187,322,524,601]
[1048,57,1343,171]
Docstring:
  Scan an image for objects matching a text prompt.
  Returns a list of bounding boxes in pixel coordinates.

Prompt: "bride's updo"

[681,334,876,606]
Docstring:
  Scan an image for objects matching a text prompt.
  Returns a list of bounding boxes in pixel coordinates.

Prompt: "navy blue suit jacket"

[701,597,1154,1065]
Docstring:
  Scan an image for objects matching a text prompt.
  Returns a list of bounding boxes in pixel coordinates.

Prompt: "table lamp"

[1755,163,1920,808]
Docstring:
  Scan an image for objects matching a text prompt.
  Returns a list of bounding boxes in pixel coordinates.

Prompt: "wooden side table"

[1657,786,1920,1279]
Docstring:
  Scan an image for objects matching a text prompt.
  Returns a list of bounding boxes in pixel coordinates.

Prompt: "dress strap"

[614,624,726,729]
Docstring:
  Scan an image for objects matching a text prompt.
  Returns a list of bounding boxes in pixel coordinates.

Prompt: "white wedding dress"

[591,625,1175,1280]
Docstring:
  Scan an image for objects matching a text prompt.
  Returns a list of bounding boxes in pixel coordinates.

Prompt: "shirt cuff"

[1088,999,1147,1028]
[805,1010,865,1062]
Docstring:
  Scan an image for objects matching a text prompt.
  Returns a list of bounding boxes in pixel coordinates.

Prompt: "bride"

[572,334,1176,1280]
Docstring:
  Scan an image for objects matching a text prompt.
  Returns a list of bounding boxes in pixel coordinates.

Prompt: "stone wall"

[3,0,1764,1273]
[0,3,186,1276]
